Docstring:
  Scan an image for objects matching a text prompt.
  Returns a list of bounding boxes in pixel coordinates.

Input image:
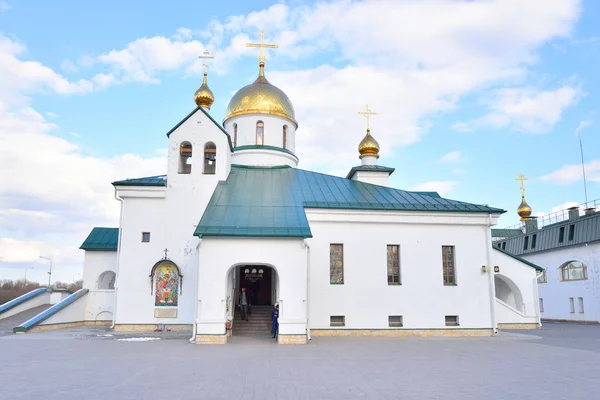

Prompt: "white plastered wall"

[224,114,296,153]
[82,251,117,321]
[305,209,500,330]
[524,242,600,323]
[196,237,307,336]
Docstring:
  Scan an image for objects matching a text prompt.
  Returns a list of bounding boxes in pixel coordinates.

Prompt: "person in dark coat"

[271,303,279,339]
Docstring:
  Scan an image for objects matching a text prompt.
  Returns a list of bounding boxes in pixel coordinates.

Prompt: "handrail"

[13,289,89,333]
[0,288,48,315]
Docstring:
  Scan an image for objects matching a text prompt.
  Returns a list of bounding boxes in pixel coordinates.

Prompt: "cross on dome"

[198,50,214,74]
[358,104,378,131]
[246,29,279,64]
[515,173,528,198]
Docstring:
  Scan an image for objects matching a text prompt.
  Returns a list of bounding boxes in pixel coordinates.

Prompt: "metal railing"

[498,198,600,233]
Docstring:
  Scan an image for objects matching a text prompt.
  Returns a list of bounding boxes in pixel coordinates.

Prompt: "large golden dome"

[194,72,214,109]
[517,197,532,220]
[359,129,380,158]
[224,62,297,126]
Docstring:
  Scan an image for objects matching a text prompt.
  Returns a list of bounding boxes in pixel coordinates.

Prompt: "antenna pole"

[578,129,588,204]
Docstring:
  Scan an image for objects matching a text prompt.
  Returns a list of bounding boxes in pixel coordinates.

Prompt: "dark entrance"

[238,265,273,306]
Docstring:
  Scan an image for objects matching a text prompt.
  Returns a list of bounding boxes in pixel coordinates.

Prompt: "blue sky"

[1,0,599,283]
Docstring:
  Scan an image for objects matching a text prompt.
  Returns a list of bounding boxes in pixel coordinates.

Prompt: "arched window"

[178,142,192,174]
[203,142,216,174]
[233,123,238,148]
[283,125,287,149]
[97,271,116,290]
[256,121,264,145]
[560,261,587,281]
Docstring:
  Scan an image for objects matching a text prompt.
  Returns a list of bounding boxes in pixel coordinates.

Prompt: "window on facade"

[330,244,344,284]
[256,121,264,145]
[142,232,150,242]
[559,226,565,243]
[97,271,116,290]
[560,261,588,281]
[445,315,459,326]
[568,224,575,241]
[523,236,529,250]
[178,142,192,174]
[578,297,584,313]
[532,234,537,249]
[389,315,403,327]
[502,242,506,250]
[203,142,216,174]
[442,245,456,285]
[330,316,345,327]
[537,270,547,284]
[283,125,287,149]
[539,298,544,313]
[569,297,575,313]
[233,123,238,148]
[387,245,401,284]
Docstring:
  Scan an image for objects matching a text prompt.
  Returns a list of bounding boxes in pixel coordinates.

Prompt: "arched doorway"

[495,274,524,312]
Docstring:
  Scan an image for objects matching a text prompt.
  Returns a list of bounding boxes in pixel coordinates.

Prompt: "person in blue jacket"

[271,303,279,339]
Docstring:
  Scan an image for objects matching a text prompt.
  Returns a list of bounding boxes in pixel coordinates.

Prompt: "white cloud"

[411,181,458,197]
[44,111,59,118]
[439,151,462,163]
[575,119,591,136]
[60,59,79,73]
[0,2,8,12]
[540,160,600,184]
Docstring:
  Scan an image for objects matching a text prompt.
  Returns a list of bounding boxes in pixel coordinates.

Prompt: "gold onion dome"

[358,129,380,158]
[194,72,214,109]
[517,197,532,220]
[224,62,297,126]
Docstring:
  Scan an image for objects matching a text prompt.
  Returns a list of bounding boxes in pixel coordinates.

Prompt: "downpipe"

[189,239,202,343]
[303,239,311,341]
[111,188,124,330]
[486,213,497,335]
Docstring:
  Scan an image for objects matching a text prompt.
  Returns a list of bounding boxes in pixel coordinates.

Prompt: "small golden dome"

[194,72,214,109]
[224,62,296,126]
[517,197,532,220]
[359,129,380,158]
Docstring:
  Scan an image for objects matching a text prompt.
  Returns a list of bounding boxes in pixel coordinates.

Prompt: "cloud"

[439,151,462,163]
[455,85,582,133]
[575,119,591,136]
[60,59,79,73]
[411,181,458,197]
[540,160,600,184]
[44,111,59,118]
[0,2,8,12]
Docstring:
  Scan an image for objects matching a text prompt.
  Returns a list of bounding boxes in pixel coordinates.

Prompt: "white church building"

[78,51,543,344]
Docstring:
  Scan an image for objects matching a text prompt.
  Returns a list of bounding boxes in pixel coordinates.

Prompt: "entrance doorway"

[237,265,274,306]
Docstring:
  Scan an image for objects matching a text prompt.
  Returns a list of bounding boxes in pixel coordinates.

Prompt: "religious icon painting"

[154,263,179,307]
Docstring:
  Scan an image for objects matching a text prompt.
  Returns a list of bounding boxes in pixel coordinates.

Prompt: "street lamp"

[39,256,52,288]
[24,267,34,283]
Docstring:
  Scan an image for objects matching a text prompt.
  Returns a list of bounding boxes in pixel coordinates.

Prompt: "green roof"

[493,247,544,272]
[165,107,233,151]
[491,228,523,238]
[112,175,166,187]
[346,165,395,179]
[80,227,119,251]
[194,165,505,238]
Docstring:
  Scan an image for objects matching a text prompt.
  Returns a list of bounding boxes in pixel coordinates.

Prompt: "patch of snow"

[116,337,161,342]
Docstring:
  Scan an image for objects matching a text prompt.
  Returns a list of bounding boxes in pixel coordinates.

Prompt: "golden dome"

[194,72,214,109]
[517,197,532,220]
[224,62,297,126]
[359,129,380,158]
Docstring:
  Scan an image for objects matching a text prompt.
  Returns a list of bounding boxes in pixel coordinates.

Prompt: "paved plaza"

[1,323,599,399]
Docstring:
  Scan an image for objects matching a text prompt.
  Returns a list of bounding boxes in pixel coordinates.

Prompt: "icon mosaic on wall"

[154,263,179,306]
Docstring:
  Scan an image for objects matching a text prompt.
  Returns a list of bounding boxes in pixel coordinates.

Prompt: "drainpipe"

[111,187,124,330]
[533,271,543,327]
[189,239,202,343]
[486,214,497,334]
[303,239,311,341]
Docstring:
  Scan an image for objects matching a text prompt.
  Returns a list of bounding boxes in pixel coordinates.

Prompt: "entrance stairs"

[233,305,272,336]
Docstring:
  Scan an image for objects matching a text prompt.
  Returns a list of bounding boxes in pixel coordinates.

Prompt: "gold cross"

[515,173,528,197]
[358,104,378,131]
[198,50,214,74]
[246,29,278,64]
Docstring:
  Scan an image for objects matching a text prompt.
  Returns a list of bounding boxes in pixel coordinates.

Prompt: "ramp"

[0,305,52,334]
[14,289,89,333]
[0,288,49,320]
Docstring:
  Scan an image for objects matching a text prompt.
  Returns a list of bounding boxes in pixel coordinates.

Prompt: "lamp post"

[39,256,52,288]
[24,267,34,283]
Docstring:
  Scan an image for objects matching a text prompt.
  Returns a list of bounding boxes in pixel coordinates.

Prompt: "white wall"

[39,293,88,326]
[82,251,117,322]
[224,114,296,153]
[305,209,500,330]
[230,148,298,167]
[351,171,390,187]
[196,237,307,336]
[525,242,600,322]
[0,290,51,320]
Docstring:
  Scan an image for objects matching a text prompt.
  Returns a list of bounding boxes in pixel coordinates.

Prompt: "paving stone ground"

[1,322,599,399]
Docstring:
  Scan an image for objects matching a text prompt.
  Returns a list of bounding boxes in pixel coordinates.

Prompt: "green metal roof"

[112,175,166,187]
[346,165,396,179]
[493,247,544,272]
[165,107,233,151]
[80,227,119,251]
[491,228,523,238]
[194,165,505,238]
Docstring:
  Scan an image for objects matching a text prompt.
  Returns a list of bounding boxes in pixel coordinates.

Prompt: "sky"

[1,0,599,284]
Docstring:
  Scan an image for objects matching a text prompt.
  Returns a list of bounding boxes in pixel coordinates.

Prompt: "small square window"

[388,315,403,327]
[142,232,151,242]
[330,316,345,327]
[445,315,459,326]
